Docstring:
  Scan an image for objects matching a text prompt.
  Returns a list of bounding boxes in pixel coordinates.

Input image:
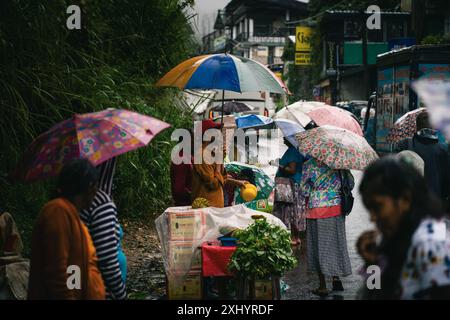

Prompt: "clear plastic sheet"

[155,204,287,281]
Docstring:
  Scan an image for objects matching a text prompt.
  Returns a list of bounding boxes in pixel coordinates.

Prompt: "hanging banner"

[295,26,312,52]
[295,52,311,65]
[295,26,312,65]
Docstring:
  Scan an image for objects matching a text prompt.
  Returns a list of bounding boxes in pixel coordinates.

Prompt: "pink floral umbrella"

[12,109,171,182]
[386,108,427,143]
[295,125,378,171]
[306,106,364,136]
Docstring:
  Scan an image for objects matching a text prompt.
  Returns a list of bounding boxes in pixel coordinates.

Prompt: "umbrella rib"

[74,115,83,159]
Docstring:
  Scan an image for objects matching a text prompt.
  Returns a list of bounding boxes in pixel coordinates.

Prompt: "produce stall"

[155,204,287,299]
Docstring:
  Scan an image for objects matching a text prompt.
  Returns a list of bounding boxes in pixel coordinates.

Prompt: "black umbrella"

[211,101,252,115]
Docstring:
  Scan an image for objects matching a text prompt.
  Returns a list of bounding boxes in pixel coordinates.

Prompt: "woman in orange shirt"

[28,158,105,300]
[191,120,247,208]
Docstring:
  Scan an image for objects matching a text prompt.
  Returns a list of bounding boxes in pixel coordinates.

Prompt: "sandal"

[311,288,330,297]
[332,278,344,292]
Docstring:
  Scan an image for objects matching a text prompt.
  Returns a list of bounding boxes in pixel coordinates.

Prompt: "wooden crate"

[168,210,206,241]
[254,279,273,300]
[236,277,281,300]
[167,272,202,300]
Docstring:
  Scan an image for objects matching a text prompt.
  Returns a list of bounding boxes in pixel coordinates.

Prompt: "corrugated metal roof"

[326,9,410,15]
[377,46,412,58]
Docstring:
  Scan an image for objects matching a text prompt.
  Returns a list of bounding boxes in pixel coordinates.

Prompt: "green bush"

[0,0,197,252]
[421,33,450,45]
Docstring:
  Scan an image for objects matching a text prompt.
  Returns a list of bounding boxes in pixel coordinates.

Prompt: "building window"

[386,21,405,39]
[254,18,271,36]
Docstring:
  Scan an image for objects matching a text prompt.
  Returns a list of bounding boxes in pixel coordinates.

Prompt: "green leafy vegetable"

[228,217,297,278]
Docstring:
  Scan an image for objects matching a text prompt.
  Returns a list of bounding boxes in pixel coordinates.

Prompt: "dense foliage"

[229,217,297,279]
[421,33,450,45]
[0,0,198,252]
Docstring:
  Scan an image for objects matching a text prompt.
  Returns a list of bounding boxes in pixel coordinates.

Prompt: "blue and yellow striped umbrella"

[156,54,289,94]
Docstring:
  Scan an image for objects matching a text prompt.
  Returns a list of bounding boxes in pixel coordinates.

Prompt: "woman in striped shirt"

[80,157,127,299]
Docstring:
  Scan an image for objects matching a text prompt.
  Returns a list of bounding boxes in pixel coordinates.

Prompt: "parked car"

[337,100,367,120]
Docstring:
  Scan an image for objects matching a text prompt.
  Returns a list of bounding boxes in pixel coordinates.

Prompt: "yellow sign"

[295,26,312,52]
[295,52,311,65]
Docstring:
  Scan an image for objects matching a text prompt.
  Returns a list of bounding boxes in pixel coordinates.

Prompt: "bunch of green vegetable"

[228,217,297,279]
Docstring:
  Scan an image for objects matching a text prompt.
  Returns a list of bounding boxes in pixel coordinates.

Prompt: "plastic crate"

[217,236,238,247]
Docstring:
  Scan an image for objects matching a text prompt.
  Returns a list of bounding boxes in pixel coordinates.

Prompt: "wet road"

[256,131,375,300]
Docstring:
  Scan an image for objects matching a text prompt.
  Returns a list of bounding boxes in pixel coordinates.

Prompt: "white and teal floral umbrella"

[224,161,274,199]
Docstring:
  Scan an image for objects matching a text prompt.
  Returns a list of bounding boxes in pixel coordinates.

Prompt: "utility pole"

[360,9,370,99]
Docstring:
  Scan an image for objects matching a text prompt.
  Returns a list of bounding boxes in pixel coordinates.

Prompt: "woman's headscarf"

[0,211,23,257]
[395,150,425,177]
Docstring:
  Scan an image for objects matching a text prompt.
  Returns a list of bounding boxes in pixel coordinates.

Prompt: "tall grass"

[0,0,197,253]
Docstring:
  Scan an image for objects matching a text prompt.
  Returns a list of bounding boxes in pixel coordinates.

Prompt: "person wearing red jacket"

[170,132,194,206]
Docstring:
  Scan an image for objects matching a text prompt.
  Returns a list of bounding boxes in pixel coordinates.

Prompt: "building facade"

[202,0,309,66]
[316,1,450,104]
[408,0,450,42]
[317,9,412,104]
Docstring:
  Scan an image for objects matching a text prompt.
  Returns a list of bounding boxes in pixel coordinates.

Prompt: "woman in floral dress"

[301,158,353,297]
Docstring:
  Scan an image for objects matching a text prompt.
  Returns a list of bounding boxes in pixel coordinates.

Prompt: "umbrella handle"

[221,89,225,125]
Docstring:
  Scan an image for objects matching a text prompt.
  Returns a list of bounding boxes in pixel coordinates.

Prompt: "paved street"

[256,131,375,300]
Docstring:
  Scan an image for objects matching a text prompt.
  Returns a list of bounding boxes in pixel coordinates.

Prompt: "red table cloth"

[201,242,236,277]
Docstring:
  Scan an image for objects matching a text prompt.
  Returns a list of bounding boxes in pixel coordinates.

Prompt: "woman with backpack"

[300,158,354,297]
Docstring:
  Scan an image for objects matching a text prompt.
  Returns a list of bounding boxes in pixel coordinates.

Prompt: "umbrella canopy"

[306,106,363,136]
[386,108,427,143]
[156,54,288,94]
[235,114,274,130]
[274,119,305,137]
[273,105,312,127]
[224,162,274,199]
[295,125,378,171]
[211,101,253,114]
[274,119,305,147]
[287,101,327,113]
[13,109,171,182]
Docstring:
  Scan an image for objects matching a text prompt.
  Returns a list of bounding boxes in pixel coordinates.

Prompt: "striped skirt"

[272,183,306,232]
[306,215,352,277]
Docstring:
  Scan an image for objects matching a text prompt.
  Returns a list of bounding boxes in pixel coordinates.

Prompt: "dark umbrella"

[211,101,252,115]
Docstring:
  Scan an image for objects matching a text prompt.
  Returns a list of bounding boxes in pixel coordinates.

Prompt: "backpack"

[340,170,354,216]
